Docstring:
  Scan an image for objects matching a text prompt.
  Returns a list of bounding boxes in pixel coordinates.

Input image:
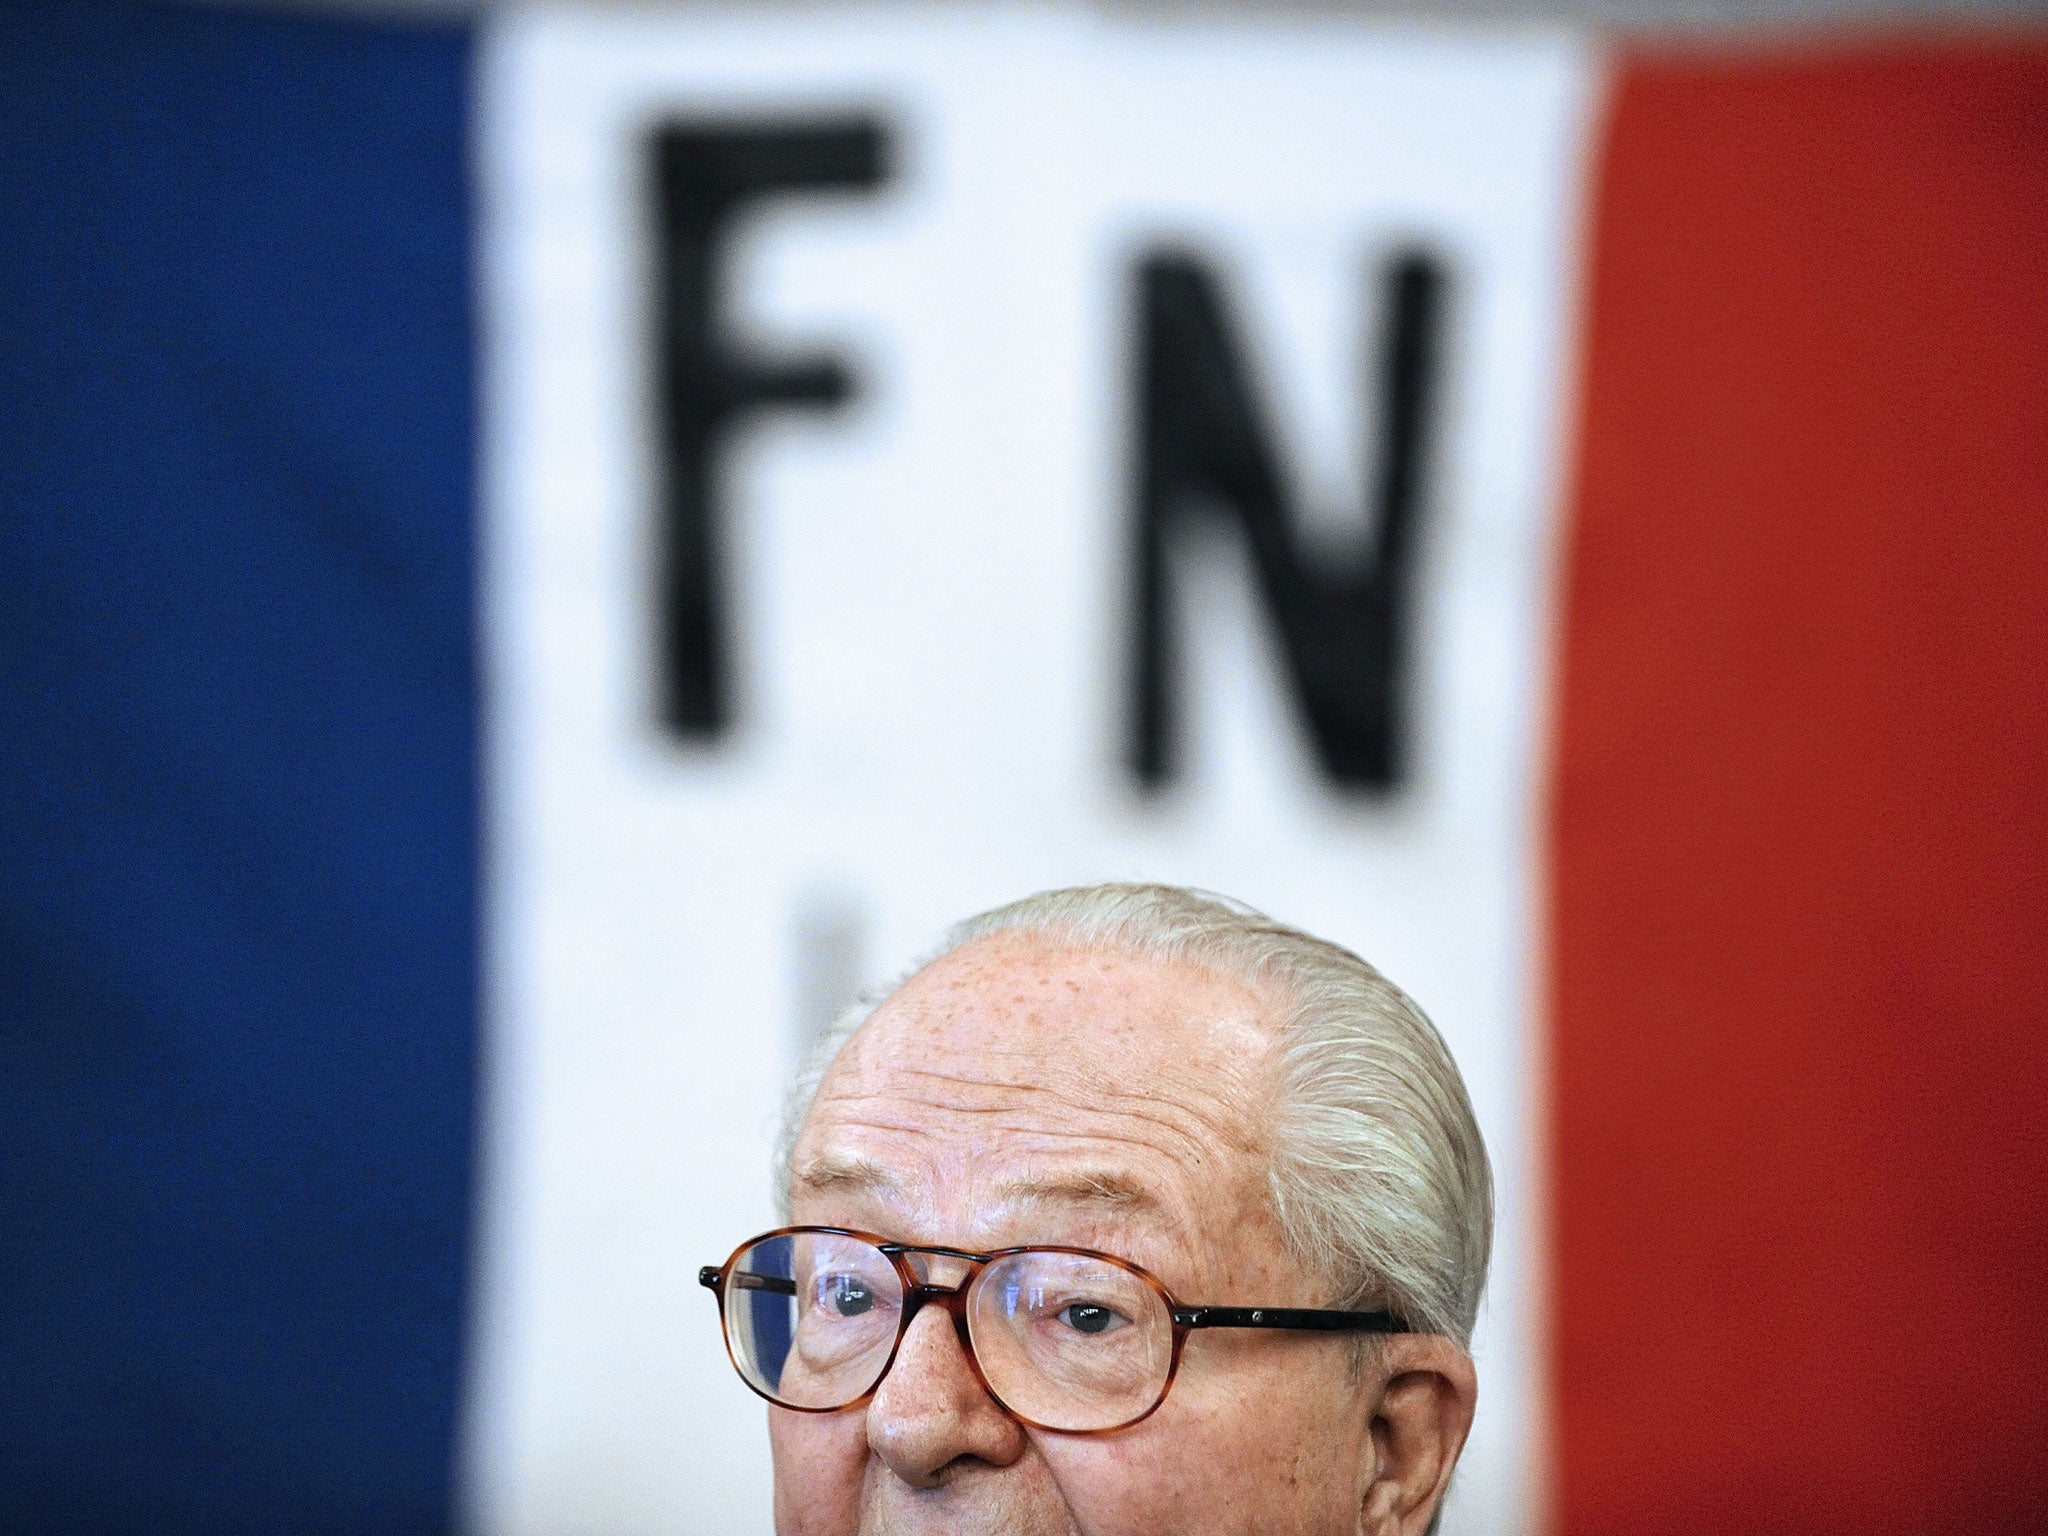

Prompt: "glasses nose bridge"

[890,1246,986,1355]
[889,1243,985,1293]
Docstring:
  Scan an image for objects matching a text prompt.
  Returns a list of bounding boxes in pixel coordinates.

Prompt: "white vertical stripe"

[467,8,1598,1531]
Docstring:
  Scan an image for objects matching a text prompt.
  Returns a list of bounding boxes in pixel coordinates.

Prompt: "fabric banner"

[3,4,2041,1534]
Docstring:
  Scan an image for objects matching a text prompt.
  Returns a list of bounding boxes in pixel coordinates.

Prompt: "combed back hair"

[777,882,1493,1349]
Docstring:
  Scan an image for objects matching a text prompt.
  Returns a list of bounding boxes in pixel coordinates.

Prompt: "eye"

[817,1274,876,1317]
[1058,1301,1127,1336]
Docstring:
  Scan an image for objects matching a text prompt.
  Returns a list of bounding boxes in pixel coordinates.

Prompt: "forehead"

[790,931,1281,1267]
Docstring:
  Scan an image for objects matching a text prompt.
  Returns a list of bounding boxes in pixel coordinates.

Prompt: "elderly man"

[699,884,1490,1535]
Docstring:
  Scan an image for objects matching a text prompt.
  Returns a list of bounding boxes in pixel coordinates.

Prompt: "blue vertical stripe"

[0,3,477,1532]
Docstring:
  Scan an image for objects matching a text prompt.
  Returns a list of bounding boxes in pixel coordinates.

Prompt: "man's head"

[758,884,1490,1536]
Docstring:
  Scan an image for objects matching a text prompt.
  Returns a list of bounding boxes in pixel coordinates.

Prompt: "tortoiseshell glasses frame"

[699,1225,1412,1434]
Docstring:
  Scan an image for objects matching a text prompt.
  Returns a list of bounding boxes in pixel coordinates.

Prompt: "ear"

[1355,1335,1478,1536]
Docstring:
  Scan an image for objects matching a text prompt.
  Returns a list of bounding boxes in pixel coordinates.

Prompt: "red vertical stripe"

[1551,41,2048,1536]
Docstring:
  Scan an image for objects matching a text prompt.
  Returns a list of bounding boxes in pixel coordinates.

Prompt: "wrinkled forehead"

[839,930,1275,1095]
[794,932,1282,1231]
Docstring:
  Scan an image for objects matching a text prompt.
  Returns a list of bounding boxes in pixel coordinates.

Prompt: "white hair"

[778,882,1492,1349]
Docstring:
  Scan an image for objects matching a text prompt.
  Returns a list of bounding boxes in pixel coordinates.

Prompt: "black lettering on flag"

[1131,249,1446,792]
[651,121,889,738]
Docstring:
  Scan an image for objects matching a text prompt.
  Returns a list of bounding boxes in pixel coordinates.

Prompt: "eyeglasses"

[699,1225,1412,1434]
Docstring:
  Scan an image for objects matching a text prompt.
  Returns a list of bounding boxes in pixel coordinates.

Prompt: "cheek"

[769,1405,868,1536]
[1033,1437,1192,1536]
[1036,1352,1364,1536]
[1037,1433,1269,1536]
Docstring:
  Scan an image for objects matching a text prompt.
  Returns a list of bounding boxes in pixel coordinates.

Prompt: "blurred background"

[3,1,2044,1533]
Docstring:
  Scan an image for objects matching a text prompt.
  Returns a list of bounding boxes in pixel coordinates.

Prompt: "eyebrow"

[789,1158,1165,1219]
[790,1154,903,1200]
[989,1169,1163,1215]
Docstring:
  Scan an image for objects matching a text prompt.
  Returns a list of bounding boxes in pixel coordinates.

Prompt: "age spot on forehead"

[821,934,1279,1140]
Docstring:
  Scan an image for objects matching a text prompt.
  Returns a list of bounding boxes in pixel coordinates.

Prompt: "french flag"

[3,5,2042,1536]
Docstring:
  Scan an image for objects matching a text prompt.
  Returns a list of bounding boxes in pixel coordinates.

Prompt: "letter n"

[1130,250,1446,793]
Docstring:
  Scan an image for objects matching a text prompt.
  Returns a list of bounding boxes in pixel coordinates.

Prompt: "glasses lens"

[723,1232,903,1410]
[969,1250,1175,1431]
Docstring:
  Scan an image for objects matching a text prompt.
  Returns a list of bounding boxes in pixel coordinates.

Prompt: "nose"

[864,1288,1027,1486]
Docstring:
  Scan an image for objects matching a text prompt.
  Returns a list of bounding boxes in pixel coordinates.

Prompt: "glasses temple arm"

[1172,1305,1411,1334]
[698,1266,798,1296]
